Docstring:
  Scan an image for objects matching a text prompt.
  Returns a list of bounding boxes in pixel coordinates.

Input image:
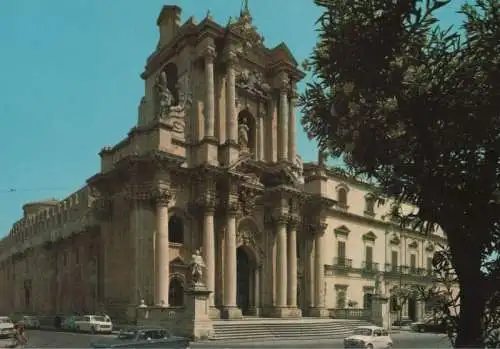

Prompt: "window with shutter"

[391,251,398,272]
[337,241,346,265]
[410,254,417,273]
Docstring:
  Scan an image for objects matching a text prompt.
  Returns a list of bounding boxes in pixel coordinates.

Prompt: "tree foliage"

[300,0,500,347]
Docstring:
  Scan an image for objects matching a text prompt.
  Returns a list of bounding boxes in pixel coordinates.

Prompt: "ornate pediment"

[334,225,350,237]
[389,234,401,245]
[362,231,377,242]
[408,240,419,249]
[228,9,264,53]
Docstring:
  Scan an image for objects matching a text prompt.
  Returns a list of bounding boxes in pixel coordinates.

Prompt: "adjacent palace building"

[0,5,447,322]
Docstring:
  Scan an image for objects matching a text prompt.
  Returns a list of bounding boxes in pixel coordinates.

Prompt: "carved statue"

[239,117,250,150]
[189,249,205,285]
[155,71,174,119]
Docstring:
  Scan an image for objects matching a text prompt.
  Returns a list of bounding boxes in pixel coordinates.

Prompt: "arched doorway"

[236,246,253,315]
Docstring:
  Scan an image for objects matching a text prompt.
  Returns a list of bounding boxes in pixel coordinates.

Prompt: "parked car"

[392,319,413,327]
[0,317,15,339]
[74,315,113,333]
[90,326,190,348]
[410,318,447,333]
[20,315,40,329]
[344,325,393,349]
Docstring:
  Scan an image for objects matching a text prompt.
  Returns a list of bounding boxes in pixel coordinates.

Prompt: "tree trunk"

[447,229,487,348]
[454,276,486,347]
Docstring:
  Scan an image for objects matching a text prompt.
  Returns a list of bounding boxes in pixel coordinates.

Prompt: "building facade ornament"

[150,187,172,207]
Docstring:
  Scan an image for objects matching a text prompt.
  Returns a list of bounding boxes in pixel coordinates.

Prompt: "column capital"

[151,187,172,207]
[288,214,300,229]
[274,213,289,226]
[225,199,239,216]
[203,45,217,63]
[279,72,290,93]
[225,49,239,67]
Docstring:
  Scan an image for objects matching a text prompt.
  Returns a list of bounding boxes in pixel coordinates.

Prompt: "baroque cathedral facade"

[0,4,446,321]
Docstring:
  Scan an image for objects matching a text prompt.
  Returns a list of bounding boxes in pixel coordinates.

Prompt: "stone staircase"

[212,317,375,341]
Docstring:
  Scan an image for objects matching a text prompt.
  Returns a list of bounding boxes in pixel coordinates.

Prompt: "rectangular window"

[391,250,398,272]
[337,241,346,265]
[336,290,346,309]
[427,257,433,273]
[410,254,417,271]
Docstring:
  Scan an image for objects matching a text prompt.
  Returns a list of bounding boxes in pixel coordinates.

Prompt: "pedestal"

[219,141,240,166]
[308,307,330,318]
[184,284,214,340]
[200,137,219,166]
[221,306,243,320]
[371,294,390,328]
[269,306,303,318]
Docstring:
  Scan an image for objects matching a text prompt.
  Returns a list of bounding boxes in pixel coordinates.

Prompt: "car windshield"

[353,328,372,336]
[0,319,12,324]
[93,316,106,322]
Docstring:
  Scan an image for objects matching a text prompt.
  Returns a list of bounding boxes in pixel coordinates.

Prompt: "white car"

[74,315,113,334]
[0,317,14,338]
[344,325,393,349]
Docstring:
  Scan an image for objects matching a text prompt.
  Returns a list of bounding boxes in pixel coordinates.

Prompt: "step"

[212,318,374,340]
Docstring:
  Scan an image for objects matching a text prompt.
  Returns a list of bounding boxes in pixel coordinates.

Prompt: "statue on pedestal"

[238,117,250,151]
[189,249,206,286]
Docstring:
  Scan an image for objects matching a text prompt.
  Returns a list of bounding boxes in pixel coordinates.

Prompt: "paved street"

[0,330,453,348]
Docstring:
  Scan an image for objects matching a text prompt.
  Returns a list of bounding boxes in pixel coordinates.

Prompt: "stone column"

[225,50,238,143]
[307,238,315,308]
[258,115,265,160]
[221,202,242,319]
[310,224,328,317]
[288,89,297,163]
[276,216,288,307]
[254,267,261,310]
[287,221,298,308]
[204,46,216,139]
[279,73,289,161]
[155,189,171,306]
[202,206,216,307]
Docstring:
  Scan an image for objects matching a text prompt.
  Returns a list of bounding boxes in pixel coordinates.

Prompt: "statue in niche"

[155,71,174,119]
[239,117,250,150]
[189,249,205,285]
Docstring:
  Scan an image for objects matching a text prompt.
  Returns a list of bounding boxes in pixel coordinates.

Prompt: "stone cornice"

[326,206,447,245]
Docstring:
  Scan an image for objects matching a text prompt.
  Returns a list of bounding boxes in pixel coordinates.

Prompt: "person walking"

[12,324,27,349]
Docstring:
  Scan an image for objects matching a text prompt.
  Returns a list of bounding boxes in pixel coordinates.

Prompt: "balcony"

[361,261,379,274]
[334,257,353,268]
[384,264,435,281]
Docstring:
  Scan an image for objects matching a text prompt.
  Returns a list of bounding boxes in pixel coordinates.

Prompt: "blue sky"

[0,0,465,237]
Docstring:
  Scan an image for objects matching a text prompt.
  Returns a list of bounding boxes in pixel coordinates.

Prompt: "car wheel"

[75,326,80,332]
[387,344,393,349]
[419,327,425,333]
[366,344,373,349]
[91,326,96,334]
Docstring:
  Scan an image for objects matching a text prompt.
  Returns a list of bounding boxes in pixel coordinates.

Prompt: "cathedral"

[0,4,447,322]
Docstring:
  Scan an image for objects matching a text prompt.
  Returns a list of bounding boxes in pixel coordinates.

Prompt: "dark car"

[392,319,413,327]
[90,326,190,348]
[411,319,447,333]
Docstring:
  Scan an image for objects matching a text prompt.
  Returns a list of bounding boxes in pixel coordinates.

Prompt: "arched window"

[338,188,348,206]
[169,277,184,307]
[168,215,184,244]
